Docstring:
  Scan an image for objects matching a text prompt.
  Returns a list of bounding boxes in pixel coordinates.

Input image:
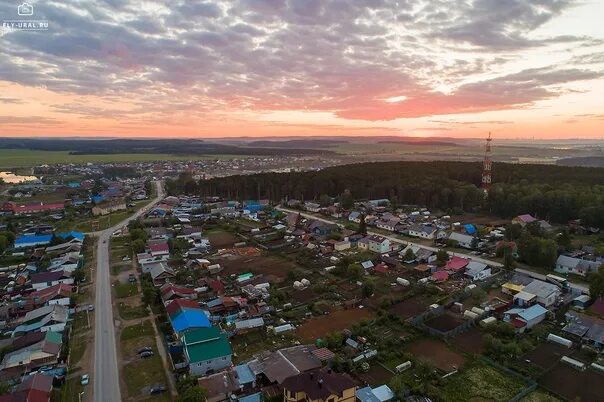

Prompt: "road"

[276,206,502,267]
[90,181,164,402]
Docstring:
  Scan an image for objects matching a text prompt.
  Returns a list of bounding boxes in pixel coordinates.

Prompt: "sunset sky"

[1,0,603,139]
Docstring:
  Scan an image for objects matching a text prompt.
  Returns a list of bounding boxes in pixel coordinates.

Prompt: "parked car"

[140,351,154,358]
[81,374,89,385]
[150,384,166,394]
[137,346,153,354]
[87,304,94,312]
[128,274,137,283]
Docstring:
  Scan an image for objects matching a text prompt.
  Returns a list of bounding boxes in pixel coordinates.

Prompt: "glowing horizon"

[1,0,603,140]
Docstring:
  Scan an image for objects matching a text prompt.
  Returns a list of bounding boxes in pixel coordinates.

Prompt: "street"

[91,181,164,402]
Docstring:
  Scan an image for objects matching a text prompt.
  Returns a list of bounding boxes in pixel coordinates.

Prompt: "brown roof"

[282,369,358,401]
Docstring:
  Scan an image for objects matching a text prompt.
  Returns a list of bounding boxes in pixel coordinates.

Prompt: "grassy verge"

[118,303,149,320]
[121,321,154,342]
[115,282,139,298]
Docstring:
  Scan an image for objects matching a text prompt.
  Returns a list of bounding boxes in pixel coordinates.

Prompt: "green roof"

[183,327,232,363]
[45,331,63,345]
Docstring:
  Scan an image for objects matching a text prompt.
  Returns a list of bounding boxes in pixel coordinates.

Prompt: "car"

[103,240,107,244]
[150,384,166,394]
[87,304,94,312]
[128,274,137,283]
[137,346,153,354]
[81,374,89,385]
[140,351,154,358]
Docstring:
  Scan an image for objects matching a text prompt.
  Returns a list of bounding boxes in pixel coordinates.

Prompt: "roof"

[171,309,211,333]
[449,232,474,244]
[183,327,231,363]
[357,386,381,402]
[15,234,53,246]
[281,369,358,401]
[463,224,476,235]
[446,256,469,272]
[590,298,604,316]
[432,270,449,282]
[311,347,335,361]
[234,364,256,385]
[248,345,321,384]
[165,298,200,317]
[30,270,68,284]
[522,280,559,299]
[238,393,261,402]
[515,214,536,223]
[465,261,488,276]
[149,242,169,253]
[517,304,548,321]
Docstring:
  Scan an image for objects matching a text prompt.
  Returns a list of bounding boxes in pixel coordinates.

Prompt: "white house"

[408,224,436,239]
[448,232,475,249]
[464,261,491,281]
[521,280,561,308]
[359,235,390,253]
[555,255,601,276]
[304,202,321,213]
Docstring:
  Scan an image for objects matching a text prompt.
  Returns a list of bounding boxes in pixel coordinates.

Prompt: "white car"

[81,374,89,385]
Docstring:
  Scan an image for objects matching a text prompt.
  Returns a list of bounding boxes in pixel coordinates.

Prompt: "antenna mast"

[481,132,492,194]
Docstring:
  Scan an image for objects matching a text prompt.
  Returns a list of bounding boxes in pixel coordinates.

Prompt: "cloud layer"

[0,0,603,132]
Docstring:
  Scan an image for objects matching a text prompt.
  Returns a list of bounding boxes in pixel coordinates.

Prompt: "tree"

[131,239,146,254]
[362,281,375,298]
[436,249,448,266]
[176,386,208,402]
[339,189,354,210]
[358,214,367,236]
[72,269,86,283]
[505,224,523,241]
[589,266,604,299]
[404,248,415,261]
[557,228,572,251]
[0,236,7,255]
[318,194,332,207]
[347,264,364,281]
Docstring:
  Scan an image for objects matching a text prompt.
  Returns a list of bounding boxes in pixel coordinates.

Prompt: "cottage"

[464,261,491,281]
[358,235,390,254]
[512,214,537,227]
[282,369,358,402]
[448,232,475,249]
[183,326,232,376]
[555,255,601,277]
[503,304,548,333]
[150,262,175,286]
[408,224,436,239]
[521,280,560,308]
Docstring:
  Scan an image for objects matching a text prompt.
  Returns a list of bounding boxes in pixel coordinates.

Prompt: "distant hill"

[0,138,334,156]
[377,140,459,146]
[246,139,346,148]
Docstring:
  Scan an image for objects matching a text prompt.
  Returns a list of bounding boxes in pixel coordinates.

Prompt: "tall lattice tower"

[481,132,492,193]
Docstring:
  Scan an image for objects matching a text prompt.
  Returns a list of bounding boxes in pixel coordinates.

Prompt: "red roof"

[6,201,64,214]
[149,242,169,253]
[209,279,225,293]
[432,270,449,282]
[510,318,527,328]
[165,298,199,317]
[446,256,469,272]
[29,283,73,305]
[373,263,389,274]
[160,283,195,297]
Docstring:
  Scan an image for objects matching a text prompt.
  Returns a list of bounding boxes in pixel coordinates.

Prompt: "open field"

[389,296,430,320]
[450,328,486,355]
[522,343,571,370]
[296,308,373,342]
[440,361,526,402]
[206,230,240,248]
[0,149,249,168]
[539,364,604,402]
[424,313,465,333]
[406,339,466,372]
[216,252,302,283]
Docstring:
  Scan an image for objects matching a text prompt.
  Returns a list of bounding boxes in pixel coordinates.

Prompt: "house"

[521,280,560,308]
[562,312,604,350]
[555,255,601,277]
[512,214,537,227]
[503,304,548,333]
[148,242,170,257]
[305,202,321,213]
[182,326,232,376]
[464,261,491,281]
[170,308,211,335]
[445,256,469,273]
[334,241,351,251]
[448,232,475,249]
[348,212,361,223]
[356,385,395,402]
[13,305,69,337]
[0,373,53,402]
[0,331,63,373]
[30,270,73,291]
[149,263,175,286]
[160,283,197,302]
[432,270,449,282]
[4,201,64,216]
[376,220,398,232]
[92,201,127,216]
[358,235,389,254]
[408,224,436,239]
[308,221,337,237]
[14,234,53,249]
[282,369,358,402]
[248,345,322,385]
[29,283,73,307]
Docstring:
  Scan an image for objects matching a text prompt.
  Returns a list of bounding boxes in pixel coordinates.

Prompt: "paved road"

[91,181,164,402]
[276,206,502,267]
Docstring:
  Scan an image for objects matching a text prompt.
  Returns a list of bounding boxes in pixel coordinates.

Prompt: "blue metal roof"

[464,224,476,235]
[15,234,53,246]
[238,393,261,402]
[171,309,210,333]
[234,364,255,385]
[356,387,381,402]
[57,231,84,241]
[518,304,548,321]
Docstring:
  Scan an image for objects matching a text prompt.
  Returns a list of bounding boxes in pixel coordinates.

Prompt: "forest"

[167,161,604,229]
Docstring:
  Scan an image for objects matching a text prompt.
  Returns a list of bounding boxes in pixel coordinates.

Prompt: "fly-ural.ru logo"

[3,2,49,31]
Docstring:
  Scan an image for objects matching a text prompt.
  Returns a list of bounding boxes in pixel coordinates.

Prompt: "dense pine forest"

[167,161,604,229]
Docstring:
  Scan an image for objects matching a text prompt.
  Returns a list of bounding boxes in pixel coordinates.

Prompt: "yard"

[229,330,299,364]
[114,281,139,298]
[296,308,373,342]
[120,321,170,402]
[439,361,527,402]
[406,339,466,372]
[424,313,465,333]
[389,296,431,320]
[206,229,240,248]
[450,327,486,355]
[216,252,304,283]
[539,363,604,402]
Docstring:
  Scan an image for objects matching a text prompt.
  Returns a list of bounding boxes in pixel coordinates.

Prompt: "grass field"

[0,149,250,168]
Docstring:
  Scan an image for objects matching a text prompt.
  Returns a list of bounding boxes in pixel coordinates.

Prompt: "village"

[1,167,603,402]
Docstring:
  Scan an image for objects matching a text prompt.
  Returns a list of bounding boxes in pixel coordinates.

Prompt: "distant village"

[0,164,603,402]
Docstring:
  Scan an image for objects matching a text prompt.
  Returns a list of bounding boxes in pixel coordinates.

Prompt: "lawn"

[521,390,563,402]
[439,361,527,402]
[69,334,89,366]
[123,355,169,399]
[56,376,87,402]
[118,303,149,320]
[115,282,139,298]
[0,149,248,168]
[121,321,154,342]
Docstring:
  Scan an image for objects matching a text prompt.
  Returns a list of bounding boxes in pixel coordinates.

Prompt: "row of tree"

[167,161,604,228]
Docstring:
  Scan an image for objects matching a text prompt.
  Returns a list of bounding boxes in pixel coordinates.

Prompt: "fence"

[480,357,538,402]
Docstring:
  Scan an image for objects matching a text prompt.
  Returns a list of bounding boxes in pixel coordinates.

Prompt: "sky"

[0,0,603,139]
